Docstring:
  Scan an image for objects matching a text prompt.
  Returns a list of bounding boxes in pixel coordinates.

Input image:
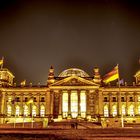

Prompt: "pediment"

[50,76,99,87]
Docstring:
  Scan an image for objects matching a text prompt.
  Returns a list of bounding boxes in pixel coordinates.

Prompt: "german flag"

[103,65,119,84]
[0,59,3,66]
[27,98,34,104]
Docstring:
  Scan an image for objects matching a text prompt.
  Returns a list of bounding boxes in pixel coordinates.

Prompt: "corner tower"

[0,68,14,86]
[134,70,140,85]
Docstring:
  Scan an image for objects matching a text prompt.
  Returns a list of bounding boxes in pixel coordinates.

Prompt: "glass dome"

[58,68,89,77]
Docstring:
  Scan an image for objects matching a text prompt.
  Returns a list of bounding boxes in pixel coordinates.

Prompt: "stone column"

[50,91,54,117]
[58,91,62,119]
[98,90,103,117]
[1,92,6,115]
[21,93,24,117]
[86,90,91,119]
[68,90,71,118]
[94,90,99,116]
[78,90,81,118]
[109,93,112,117]
[117,92,121,116]
[126,93,128,116]
[134,93,137,115]
[0,91,6,124]
[46,91,51,116]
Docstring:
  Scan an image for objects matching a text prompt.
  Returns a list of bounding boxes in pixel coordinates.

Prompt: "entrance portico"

[49,73,100,120]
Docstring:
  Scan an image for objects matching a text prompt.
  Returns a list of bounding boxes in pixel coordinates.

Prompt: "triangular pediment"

[50,76,99,87]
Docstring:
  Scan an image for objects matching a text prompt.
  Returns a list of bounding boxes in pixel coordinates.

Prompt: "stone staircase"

[48,119,101,129]
[0,128,140,139]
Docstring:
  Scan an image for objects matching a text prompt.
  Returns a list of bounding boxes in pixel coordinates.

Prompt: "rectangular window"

[33,97,37,102]
[129,97,133,102]
[112,105,117,116]
[104,97,108,102]
[7,105,12,116]
[8,97,12,102]
[25,97,28,102]
[40,97,45,102]
[104,105,109,117]
[15,97,20,102]
[40,106,45,117]
[122,105,126,115]
[112,97,117,102]
[24,105,29,116]
[15,106,20,116]
[121,97,125,102]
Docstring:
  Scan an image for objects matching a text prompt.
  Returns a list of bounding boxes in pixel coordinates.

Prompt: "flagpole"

[31,103,34,128]
[117,64,124,128]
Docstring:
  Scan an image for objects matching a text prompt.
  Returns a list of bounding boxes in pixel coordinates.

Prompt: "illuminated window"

[40,105,45,117]
[71,91,78,118]
[112,105,117,117]
[138,96,140,102]
[32,105,37,117]
[7,105,12,116]
[104,105,109,117]
[122,105,126,115]
[24,105,29,116]
[15,106,20,116]
[8,97,12,102]
[80,91,86,118]
[138,106,140,114]
[62,91,68,118]
[129,105,134,116]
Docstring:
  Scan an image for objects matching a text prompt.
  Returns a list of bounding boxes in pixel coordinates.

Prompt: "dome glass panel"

[58,68,89,77]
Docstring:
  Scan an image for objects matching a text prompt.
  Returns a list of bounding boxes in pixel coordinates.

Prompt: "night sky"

[0,0,140,85]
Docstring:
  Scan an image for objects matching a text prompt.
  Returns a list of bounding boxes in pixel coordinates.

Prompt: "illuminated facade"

[0,66,140,127]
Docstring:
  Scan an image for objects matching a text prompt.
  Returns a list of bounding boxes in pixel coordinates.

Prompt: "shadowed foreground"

[0,128,140,140]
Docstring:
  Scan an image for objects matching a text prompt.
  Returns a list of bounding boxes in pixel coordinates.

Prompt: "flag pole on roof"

[103,64,119,84]
[103,64,124,127]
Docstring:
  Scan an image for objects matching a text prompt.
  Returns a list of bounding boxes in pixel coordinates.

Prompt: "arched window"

[129,105,134,116]
[32,105,37,117]
[7,105,12,116]
[24,105,29,116]
[138,105,140,114]
[62,91,68,118]
[40,105,45,117]
[112,105,117,117]
[15,106,20,116]
[104,105,109,117]
[122,105,126,115]
[80,91,86,118]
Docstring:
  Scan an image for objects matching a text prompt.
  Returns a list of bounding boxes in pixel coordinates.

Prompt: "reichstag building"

[0,64,140,127]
